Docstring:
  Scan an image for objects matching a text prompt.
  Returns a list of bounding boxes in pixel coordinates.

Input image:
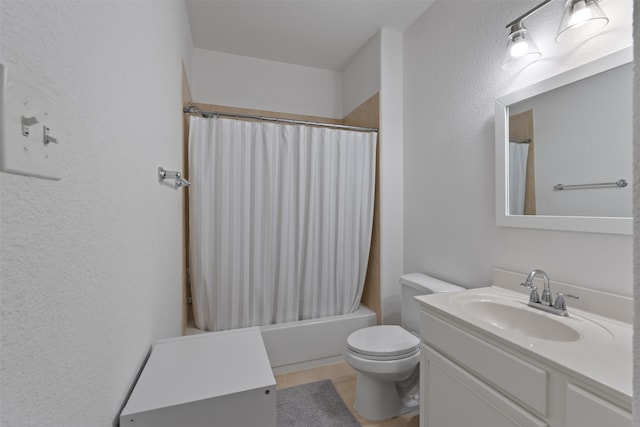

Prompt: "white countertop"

[416,286,632,403]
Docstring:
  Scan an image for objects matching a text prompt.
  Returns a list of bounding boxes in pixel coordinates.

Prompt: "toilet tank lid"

[400,273,464,293]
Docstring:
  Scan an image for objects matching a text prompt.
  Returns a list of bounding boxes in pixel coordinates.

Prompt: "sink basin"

[459,300,580,342]
[430,289,616,345]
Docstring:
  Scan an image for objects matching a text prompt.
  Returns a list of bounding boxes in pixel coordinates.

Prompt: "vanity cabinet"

[419,309,631,427]
[565,383,632,427]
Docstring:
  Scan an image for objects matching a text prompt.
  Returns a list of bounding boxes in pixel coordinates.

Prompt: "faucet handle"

[553,292,579,311]
[520,281,532,288]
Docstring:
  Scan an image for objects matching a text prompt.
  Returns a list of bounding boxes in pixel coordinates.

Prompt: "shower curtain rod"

[183,106,378,132]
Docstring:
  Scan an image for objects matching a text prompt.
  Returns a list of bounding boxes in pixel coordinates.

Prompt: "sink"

[431,289,616,345]
[459,299,580,342]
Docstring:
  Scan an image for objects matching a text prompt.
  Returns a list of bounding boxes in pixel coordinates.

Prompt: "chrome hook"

[158,166,191,189]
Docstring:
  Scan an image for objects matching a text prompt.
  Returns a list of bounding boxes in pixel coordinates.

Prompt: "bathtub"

[185,305,377,374]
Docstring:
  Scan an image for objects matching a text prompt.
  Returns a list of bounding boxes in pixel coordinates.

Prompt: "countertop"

[416,286,632,404]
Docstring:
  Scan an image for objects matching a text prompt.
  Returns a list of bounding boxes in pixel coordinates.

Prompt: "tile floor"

[274,361,419,427]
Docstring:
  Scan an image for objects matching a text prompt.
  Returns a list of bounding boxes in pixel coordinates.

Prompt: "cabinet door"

[565,384,631,427]
[421,344,547,427]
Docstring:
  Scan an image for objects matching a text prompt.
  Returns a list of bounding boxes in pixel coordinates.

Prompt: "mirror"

[495,47,633,235]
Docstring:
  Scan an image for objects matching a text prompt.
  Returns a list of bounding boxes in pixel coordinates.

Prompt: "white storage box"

[120,327,276,427]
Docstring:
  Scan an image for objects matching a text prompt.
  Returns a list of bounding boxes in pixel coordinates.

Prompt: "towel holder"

[158,166,190,189]
[553,179,627,191]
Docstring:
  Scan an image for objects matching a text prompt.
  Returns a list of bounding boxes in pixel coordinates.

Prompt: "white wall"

[192,48,343,118]
[404,0,633,297]
[632,2,639,424]
[341,28,405,324]
[379,29,404,324]
[342,32,381,116]
[0,2,192,426]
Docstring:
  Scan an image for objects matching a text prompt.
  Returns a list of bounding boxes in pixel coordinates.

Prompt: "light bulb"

[568,1,592,27]
[510,38,529,58]
[503,26,541,70]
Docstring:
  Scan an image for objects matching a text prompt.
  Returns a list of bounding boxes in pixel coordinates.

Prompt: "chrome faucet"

[520,269,579,317]
[523,269,552,306]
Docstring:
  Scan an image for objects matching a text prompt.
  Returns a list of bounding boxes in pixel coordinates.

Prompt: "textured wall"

[191,48,343,119]
[342,31,381,117]
[632,2,639,425]
[0,2,192,426]
[404,0,633,296]
[379,29,405,324]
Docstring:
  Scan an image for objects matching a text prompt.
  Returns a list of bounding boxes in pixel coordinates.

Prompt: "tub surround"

[416,268,631,427]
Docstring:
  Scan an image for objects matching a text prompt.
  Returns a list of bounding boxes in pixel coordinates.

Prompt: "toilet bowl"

[345,325,420,421]
[344,273,463,421]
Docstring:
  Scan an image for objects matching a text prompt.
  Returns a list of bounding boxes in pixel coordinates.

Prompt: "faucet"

[520,269,579,317]
[522,269,552,306]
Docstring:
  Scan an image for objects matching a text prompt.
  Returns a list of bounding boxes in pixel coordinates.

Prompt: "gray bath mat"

[277,379,361,427]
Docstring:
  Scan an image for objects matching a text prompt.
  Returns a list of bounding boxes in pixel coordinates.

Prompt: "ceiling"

[185,1,434,71]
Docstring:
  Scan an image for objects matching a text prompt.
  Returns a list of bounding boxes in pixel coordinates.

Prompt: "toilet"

[344,273,463,421]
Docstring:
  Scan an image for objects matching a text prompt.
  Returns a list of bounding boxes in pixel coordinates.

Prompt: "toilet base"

[353,371,419,421]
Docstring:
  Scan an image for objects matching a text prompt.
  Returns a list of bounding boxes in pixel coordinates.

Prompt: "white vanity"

[416,269,632,427]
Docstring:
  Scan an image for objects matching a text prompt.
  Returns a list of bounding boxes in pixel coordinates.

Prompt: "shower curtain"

[509,142,529,215]
[188,116,377,332]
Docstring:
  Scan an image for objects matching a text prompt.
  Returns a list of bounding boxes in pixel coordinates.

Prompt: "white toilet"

[344,273,463,421]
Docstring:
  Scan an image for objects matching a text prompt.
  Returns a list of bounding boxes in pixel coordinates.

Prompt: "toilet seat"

[347,325,420,360]
[347,347,419,361]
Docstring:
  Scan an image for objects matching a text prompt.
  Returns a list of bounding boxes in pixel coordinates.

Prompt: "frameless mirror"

[495,47,633,235]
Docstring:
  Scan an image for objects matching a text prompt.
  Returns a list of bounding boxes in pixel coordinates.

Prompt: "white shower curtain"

[509,142,529,215]
[188,116,377,332]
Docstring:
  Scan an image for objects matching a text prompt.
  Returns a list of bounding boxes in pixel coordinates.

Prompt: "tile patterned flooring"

[274,361,419,427]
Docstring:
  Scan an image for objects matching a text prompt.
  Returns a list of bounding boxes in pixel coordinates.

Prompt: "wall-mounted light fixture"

[502,0,610,69]
[556,0,609,43]
[503,20,542,70]
[503,0,552,69]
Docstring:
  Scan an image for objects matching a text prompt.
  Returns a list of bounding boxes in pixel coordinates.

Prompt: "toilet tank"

[400,273,463,336]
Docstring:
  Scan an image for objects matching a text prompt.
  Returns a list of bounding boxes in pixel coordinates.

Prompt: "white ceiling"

[185,0,434,71]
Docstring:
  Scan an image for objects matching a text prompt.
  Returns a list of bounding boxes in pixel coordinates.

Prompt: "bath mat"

[277,379,361,427]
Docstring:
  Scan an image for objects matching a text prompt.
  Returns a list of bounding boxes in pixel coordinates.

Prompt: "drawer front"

[421,344,547,427]
[421,311,548,415]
